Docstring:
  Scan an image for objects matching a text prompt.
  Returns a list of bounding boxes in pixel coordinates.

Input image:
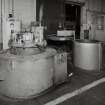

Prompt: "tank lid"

[74,40,101,43]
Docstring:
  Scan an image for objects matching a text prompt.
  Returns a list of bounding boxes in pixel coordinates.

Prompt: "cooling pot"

[0,48,56,99]
[73,40,102,71]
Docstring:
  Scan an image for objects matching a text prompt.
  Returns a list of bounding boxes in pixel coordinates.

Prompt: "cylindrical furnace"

[73,40,102,71]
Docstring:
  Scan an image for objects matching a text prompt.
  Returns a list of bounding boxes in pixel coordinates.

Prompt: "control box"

[54,52,67,85]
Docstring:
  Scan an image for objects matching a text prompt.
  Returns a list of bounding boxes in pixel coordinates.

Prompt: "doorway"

[65,3,81,39]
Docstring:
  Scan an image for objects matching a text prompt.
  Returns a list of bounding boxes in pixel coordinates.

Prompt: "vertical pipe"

[33,0,36,21]
[8,0,10,14]
[39,4,43,26]
[12,0,14,16]
[99,43,102,70]
[1,0,3,50]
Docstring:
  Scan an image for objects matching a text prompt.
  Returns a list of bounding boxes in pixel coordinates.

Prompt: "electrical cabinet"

[54,52,67,85]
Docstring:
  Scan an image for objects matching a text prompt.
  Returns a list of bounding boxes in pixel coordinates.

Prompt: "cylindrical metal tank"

[0,48,56,99]
[73,40,102,71]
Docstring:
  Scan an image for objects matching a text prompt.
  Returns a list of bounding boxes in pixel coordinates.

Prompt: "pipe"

[1,0,3,50]
[39,4,43,26]
[12,0,14,17]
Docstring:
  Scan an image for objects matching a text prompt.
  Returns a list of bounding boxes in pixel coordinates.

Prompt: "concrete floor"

[59,82,105,105]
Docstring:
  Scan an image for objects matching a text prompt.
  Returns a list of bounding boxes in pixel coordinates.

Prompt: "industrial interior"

[0,0,105,105]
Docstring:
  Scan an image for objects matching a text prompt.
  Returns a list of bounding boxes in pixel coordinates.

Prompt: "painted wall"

[80,0,105,41]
